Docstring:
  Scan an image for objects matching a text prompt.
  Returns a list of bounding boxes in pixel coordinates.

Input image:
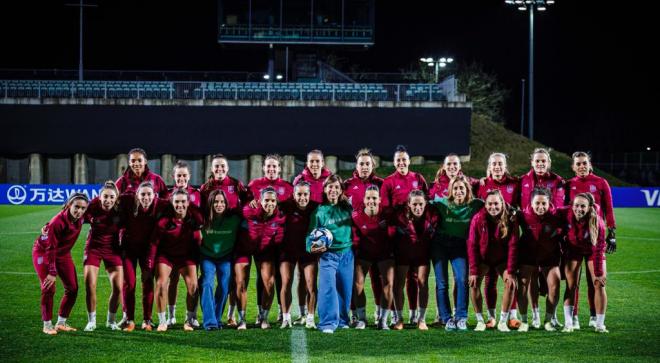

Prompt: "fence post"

[397,84,400,102]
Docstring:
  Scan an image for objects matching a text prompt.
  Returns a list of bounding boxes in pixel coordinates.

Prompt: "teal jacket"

[306,202,353,253]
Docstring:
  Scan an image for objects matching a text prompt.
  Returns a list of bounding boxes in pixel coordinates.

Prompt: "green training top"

[432,197,484,238]
[306,202,353,253]
[200,214,241,259]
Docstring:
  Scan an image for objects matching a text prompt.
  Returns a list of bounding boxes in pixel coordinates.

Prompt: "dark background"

[1,0,657,155]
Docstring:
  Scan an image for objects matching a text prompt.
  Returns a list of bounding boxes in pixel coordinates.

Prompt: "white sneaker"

[445,318,457,331]
[305,316,316,329]
[322,329,334,334]
[518,322,529,332]
[280,319,292,329]
[84,321,97,331]
[237,321,247,330]
[544,321,557,332]
[589,316,597,328]
[374,311,380,322]
[292,316,306,326]
[531,316,541,329]
[106,321,121,331]
[456,318,468,331]
[595,325,609,333]
[167,317,176,326]
[255,315,262,325]
[497,321,510,332]
[474,322,487,332]
[261,320,271,329]
[573,316,581,330]
[355,320,366,330]
[562,325,574,333]
[189,318,200,328]
[378,320,390,330]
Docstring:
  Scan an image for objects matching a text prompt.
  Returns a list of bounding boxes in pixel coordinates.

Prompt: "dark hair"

[572,151,593,173]
[307,149,324,160]
[62,192,90,211]
[207,154,229,182]
[322,174,351,207]
[260,186,278,200]
[264,154,282,166]
[531,187,552,201]
[128,148,147,159]
[406,189,427,220]
[394,144,408,156]
[170,188,189,200]
[365,185,380,193]
[205,189,228,230]
[294,180,311,193]
[173,160,190,173]
[133,181,155,216]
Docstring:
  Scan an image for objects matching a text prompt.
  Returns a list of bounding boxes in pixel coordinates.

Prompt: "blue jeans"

[199,254,232,329]
[432,240,468,321]
[317,248,354,332]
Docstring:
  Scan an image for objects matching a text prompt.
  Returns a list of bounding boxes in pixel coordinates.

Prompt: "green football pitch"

[0,206,658,362]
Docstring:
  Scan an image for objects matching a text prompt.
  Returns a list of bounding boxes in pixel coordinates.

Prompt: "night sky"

[1,0,658,158]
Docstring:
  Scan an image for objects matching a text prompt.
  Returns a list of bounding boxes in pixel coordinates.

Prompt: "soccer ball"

[308,228,333,250]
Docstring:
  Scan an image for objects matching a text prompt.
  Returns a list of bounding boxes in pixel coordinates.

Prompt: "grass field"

[0,206,658,362]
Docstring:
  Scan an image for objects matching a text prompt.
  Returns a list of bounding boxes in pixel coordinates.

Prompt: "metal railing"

[218,25,373,44]
[2,80,463,103]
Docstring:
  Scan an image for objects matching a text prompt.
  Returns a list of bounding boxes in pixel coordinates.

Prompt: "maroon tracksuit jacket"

[519,169,565,209]
[518,206,563,267]
[467,209,519,276]
[199,176,248,212]
[343,171,384,210]
[351,207,395,261]
[391,207,438,265]
[477,175,520,207]
[380,171,428,210]
[247,177,293,203]
[561,207,607,277]
[292,167,332,204]
[116,166,169,199]
[566,173,616,229]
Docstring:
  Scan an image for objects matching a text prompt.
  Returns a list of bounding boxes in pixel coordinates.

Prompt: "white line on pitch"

[290,265,309,363]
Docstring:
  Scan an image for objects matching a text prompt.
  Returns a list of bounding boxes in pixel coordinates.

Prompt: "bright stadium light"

[263,74,270,80]
[505,0,555,141]
[421,56,455,83]
[276,74,283,80]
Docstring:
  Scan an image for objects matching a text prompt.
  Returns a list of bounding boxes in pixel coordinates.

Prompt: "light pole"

[65,0,97,81]
[505,0,554,141]
[420,57,454,83]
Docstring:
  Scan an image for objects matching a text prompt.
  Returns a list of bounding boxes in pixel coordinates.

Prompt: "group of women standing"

[32,146,616,335]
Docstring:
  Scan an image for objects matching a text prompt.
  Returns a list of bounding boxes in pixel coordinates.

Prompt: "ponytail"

[100,180,120,211]
[486,189,510,239]
[576,192,599,245]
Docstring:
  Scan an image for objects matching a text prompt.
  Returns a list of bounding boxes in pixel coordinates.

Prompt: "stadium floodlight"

[276,74,283,80]
[421,55,455,83]
[505,0,555,141]
[263,74,270,80]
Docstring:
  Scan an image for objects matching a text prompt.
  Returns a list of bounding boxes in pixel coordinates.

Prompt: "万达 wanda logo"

[7,185,27,205]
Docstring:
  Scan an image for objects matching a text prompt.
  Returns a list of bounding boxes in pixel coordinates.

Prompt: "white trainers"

[280,319,292,329]
[589,316,597,328]
[261,320,271,329]
[292,316,306,326]
[544,321,557,331]
[374,311,380,322]
[573,316,581,330]
[84,321,97,331]
[531,316,541,329]
[497,321,510,332]
[167,317,176,326]
[474,322,487,332]
[445,318,457,331]
[305,316,316,329]
[378,319,390,330]
[355,320,366,330]
[456,318,468,331]
[237,321,247,330]
[106,321,121,331]
[595,325,609,333]
[562,325,574,333]
[188,318,200,328]
[255,314,262,325]
[518,322,529,332]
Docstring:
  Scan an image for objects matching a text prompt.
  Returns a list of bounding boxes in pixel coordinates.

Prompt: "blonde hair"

[531,148,552,170]
[572,151,594,173]
[486,152,510,178]
[435,153,461,182]
[574,192,599,245]
[486,189,511,239]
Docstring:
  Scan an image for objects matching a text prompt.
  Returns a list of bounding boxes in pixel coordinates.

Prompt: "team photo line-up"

[33,145,616,335]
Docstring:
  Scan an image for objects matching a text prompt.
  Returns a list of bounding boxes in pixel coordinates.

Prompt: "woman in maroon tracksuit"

[33,193,89,335]
[115,148,168,199]
[477,152,521,328]
[234,186,287,330]
[148,189,203,332]
[516,187,564,332]
[429,153,479,200]
[81,181,124,332]
[120,181,170,332]
[381,145,428,326]
[566,151,616,329]
[467,189,519,333]
[344,148,384,324]
[518,148,565,328]
[166,160,201,327]
[351,185,395,330]
[292,149,332,204]
[279,181,320,328]
[391,190,437,331]
[199,153,248,326]
[561,192,609,333]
